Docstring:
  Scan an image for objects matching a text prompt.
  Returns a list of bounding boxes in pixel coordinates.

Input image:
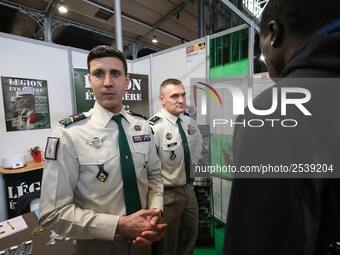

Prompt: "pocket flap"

[161,141,180,151]
[78,146,118,165]
[132,142,149,155]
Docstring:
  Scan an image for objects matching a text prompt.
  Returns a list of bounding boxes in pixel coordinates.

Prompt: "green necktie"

[112,114,141,215]
[177,118,192,183]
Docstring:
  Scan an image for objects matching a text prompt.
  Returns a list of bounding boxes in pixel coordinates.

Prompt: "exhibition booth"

[0,21,270,253]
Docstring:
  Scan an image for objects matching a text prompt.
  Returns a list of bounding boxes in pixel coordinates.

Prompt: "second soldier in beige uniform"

[39,46,166,255]
[150,78,203,255]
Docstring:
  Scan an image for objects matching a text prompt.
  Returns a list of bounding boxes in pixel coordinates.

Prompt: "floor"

[194,223,224,255]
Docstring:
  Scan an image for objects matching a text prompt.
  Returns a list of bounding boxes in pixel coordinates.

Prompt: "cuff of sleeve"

[94,213,120,241]
[148,195,163,212]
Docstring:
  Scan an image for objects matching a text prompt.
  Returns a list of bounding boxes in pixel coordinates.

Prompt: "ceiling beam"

[0,0,162,52]
[134,0,193,43]
[53,16,163,51]
[81,0,188,42]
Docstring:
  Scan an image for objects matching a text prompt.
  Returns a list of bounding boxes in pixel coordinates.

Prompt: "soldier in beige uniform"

[39,46,165,255]
[150,78,203,255]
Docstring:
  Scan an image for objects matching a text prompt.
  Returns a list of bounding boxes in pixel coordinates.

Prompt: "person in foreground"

[224,0,340,255]
[39,45,166,255]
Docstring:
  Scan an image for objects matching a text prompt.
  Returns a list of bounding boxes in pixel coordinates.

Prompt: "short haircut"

[160,78,183,95]
[260,0,340,37]
[87,45,127,75]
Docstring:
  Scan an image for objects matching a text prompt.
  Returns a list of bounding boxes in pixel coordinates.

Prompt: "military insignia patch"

[166,133,172,140]
[96,164,108,182]
[149,116,161,126]
[133,135,151,143]
[170,151,176,161]
[167,142,177,148]
[87,137,103,148]
[134,125,142,131]
[59,113,87,127]
[187,124,196,135]
[44,137,60,160]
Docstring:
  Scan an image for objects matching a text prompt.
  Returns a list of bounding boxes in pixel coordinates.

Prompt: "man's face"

[88,57,129,113]
[160,83,186,116]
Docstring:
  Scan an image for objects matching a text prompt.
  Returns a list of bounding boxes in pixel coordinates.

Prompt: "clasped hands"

[117,208,167,246]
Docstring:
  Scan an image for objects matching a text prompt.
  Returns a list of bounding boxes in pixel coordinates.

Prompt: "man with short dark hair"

[39,45,166,255]
[224,0,340,255]
[150,78,203,255]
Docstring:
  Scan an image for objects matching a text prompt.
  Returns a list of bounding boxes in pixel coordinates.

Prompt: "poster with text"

[74,68,150,117]
[1,76,50,132]
[186,42,206,63]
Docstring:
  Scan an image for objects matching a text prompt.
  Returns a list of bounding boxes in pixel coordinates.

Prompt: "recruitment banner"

[1,76,51,132]
[73,68,149,117]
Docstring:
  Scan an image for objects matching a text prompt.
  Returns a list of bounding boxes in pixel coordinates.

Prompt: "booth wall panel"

[150,41,207,115]
[0,35,73,220]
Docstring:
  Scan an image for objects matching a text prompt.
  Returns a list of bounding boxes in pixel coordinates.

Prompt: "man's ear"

[159,95,165,106]
[268,20,282,47]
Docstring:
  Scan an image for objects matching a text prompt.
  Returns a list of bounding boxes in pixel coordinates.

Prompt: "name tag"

[133,135,151,143]
[167,142,177,148]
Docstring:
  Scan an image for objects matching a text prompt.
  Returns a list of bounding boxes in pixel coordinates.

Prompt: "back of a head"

[87,45,127,74]
[260,0,340,37]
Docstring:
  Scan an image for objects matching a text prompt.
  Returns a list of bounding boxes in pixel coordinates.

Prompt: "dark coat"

[224,27,340,255]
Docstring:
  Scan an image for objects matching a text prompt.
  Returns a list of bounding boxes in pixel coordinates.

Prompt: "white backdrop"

[149,38,207,115]
[0,33,74,220]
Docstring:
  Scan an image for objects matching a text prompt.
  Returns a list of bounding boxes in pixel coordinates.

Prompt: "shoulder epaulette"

[59,113,87,127]
[127,111,147,120]
[183,111,196,120]
[149,115,161,126]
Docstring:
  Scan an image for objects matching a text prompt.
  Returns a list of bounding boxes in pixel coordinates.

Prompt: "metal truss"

[0,0,162,53]
[242,0,269,19]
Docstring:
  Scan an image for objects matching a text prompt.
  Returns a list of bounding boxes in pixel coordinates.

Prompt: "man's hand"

[132,208,167,246]
[116,209,160,239]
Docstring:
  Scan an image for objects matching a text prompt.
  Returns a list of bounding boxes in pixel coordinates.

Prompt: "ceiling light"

[58,1,68,14]
[152,35,158,44]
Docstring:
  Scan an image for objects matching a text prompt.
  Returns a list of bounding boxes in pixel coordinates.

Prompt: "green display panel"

[209,28,249,79]
[209,28,249,173]
[209,59,248,78]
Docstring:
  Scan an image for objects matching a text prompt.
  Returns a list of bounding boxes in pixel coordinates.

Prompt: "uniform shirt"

[39,102,163,241]
[150,109,203,187]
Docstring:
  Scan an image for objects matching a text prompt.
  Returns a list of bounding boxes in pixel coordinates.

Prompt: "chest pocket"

[132,141,149,154]
[78,145,118,165]
[160,141,182,164]
[131,139,149,168]
[161,141,180,151]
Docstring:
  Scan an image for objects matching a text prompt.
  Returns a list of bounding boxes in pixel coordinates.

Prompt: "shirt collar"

[92,102,130,128]
[160,108,182,125]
